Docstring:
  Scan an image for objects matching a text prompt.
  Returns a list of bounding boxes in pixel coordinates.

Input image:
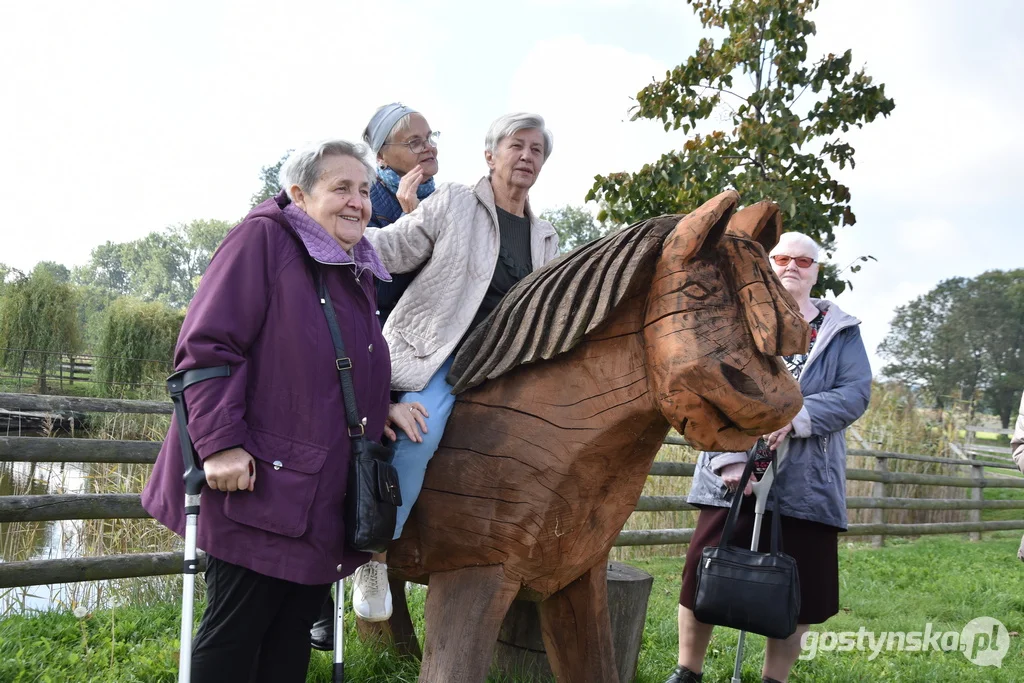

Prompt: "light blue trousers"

[392,356,456,539]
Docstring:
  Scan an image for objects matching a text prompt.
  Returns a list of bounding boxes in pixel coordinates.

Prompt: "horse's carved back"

[390,191,808,596]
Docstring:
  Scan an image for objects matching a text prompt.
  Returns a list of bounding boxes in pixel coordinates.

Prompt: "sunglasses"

[771,255,816,268]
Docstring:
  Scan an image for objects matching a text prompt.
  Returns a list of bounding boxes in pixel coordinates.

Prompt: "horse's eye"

[680,281,711,300]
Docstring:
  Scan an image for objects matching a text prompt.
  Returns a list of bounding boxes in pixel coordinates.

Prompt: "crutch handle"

[751,437,789,515]
[166,366,231,496]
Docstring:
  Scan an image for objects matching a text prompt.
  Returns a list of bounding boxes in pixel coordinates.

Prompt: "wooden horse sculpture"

[377,191,810,682]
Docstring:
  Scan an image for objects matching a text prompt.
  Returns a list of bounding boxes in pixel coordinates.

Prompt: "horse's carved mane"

[448,215,679,393]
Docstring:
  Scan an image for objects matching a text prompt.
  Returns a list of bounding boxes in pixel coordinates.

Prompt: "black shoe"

[664,665,703,683]
[310,617,333,651]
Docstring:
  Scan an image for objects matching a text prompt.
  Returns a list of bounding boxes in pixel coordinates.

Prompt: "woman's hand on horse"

[720,462,754,496]
[385,402,429,443]
[204,447,255,492]
[397,166,425,213]
[765,423,794,450]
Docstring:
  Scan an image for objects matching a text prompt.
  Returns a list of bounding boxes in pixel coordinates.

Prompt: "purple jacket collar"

[281,200,391,282]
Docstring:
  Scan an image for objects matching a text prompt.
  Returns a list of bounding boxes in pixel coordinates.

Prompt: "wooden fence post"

[872,457,887,548]
[970,450,984,542]
[68,355,75,385]
[38,351,48,393]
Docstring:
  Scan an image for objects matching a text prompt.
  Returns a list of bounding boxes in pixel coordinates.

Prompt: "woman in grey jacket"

[665,232,872,683]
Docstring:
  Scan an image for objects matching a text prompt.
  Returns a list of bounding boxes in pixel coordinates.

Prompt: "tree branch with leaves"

[587,0,894,295]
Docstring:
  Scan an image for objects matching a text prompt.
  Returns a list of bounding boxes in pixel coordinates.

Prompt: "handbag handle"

[718,450,783,555]
[316,267,369,453]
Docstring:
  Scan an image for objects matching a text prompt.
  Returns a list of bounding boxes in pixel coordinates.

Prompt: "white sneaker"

[351,560,392,622]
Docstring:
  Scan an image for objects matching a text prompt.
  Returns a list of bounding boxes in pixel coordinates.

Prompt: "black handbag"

[692,452,800,639]
[316,268,402,553]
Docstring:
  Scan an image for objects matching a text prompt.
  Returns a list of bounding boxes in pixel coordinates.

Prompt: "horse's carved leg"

[419,564,519,683]
[538,559,618,683]
[355,577,422,659]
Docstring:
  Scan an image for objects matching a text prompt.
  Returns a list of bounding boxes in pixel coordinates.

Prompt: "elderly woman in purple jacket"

[665,232,872,683]
[142,140,424,683]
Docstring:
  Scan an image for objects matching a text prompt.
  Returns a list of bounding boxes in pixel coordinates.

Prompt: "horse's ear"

[726,201,782,253]
[664,190,739,261]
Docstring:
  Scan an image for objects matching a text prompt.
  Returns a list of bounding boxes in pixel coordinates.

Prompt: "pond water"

[0,458,179,615]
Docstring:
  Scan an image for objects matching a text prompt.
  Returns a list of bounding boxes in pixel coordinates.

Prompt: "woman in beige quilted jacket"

[351,112,560,621]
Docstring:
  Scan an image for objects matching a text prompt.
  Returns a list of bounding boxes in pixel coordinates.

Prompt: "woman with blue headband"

[364,103,440,325]
[309,103,440,650]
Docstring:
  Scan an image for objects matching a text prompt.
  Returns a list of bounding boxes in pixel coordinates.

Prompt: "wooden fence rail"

[0,437,160,464]
[0,393,172,416]
[1,393,1023,589]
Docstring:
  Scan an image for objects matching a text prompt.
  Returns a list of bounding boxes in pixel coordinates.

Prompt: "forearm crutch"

[167,366,231,683]
[333,578,345,683]
[731,438,790,683]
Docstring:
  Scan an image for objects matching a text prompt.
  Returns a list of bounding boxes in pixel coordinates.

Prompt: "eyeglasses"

[384,131,440,154]
[771,255,816,268]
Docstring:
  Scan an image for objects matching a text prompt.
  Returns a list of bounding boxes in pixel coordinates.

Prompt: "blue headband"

[367,103,419,154]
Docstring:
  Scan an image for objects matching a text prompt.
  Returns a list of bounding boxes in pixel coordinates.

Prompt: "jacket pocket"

[223,428,329,538]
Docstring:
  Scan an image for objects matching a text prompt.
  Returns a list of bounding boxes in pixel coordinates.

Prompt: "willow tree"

[588,0,894,295]
[93,298,184,397]
[0,268,82,392]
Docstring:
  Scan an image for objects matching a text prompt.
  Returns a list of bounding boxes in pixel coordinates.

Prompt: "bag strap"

[315,267,367,447]
[719,449,784,555]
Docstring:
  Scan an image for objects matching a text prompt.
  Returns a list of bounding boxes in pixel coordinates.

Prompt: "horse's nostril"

[720,362,764,399]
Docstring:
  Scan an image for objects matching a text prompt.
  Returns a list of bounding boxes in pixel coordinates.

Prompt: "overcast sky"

[2,0,1021,375]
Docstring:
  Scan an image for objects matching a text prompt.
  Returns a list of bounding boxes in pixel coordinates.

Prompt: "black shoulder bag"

[692,451,801,640]
[316,268,402,553]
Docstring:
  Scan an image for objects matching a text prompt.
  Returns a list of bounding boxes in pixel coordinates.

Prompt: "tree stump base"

[493,562,654,682]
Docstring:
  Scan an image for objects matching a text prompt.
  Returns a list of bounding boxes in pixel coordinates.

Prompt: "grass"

[1,534,1022,682]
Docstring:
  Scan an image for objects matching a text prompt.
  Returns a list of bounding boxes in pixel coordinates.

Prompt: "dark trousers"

[191,556,331,683]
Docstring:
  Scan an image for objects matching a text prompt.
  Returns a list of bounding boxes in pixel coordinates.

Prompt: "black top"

[468,207,534,334]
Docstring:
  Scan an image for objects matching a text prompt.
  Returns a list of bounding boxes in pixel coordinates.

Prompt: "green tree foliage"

[0,263,24,297]
[541,205,613,253]
[74,219,232,309]
[75,284,119,350]
[93,298,184,397]
[0,269,82,391]
[32,261,70,283]
[879,269,1024,427]
[587,0,895,295]
[250,152,290,208]
[972,271,1024,428]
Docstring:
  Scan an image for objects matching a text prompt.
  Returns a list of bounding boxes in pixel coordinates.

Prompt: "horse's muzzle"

[660,359,803,452]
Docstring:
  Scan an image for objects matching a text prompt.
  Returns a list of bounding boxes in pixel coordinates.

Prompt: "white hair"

[770,232,821,261]
[278,140,375,201]
[485,112,553,161]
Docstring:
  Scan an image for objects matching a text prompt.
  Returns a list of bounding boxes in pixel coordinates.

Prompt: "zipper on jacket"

[822,434,832,482]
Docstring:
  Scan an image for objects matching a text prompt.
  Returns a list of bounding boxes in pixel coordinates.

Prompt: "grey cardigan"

[686,300,872,530]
